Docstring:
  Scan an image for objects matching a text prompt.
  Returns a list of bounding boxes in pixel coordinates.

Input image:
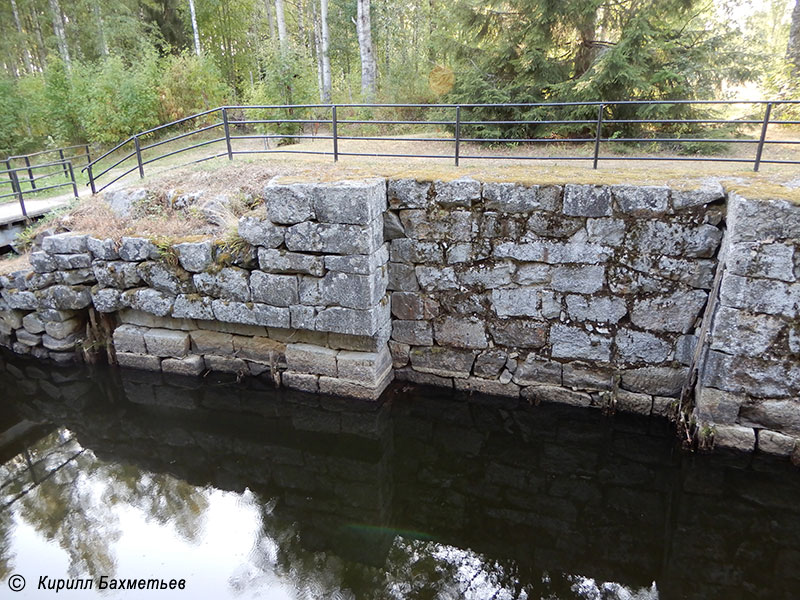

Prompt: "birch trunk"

[789,0,800,76]
[265,0,276,44]
[188,0,202,56]
[356,0,377,102]
[275,0,288,56]
[320,0,332,102]
[48,0,71,69]
[92,1,109,57]
[10,0,33,73]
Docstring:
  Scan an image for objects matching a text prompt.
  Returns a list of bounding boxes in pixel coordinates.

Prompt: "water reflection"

[0,352,799,599]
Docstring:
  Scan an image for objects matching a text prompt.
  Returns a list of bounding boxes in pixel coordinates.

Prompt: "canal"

[0,351,798,599]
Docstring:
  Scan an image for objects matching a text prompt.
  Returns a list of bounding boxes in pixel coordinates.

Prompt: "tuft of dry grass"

[0,253,31,275]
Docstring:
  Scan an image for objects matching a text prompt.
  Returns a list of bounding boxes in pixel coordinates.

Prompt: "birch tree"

[356,0,377,102]
[320,0,332,102]
[189,0,202,56]
[48,0,71,69]
[92,2,109,57]
[10,0,33,73]
[275,0,288,55]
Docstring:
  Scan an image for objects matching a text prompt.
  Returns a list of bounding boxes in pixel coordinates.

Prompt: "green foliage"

[0,76,23,157]
[157,52,231,123]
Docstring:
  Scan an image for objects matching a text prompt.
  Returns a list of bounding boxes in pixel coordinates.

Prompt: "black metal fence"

[0,160,79,219]
[3,145,90,192]
[82,100,800,194]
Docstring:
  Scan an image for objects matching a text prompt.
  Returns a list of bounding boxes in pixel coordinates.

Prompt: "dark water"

[0,352,799,600]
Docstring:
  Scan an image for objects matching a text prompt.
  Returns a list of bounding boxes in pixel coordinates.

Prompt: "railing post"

[332,105,338,162]
[222,107,233,160]
[455,106,461,167]
[10,169,27,219]
[59,149,68,177]
[67,161,78,199]
[133,135,145,179]
[754,102,772,172]
[593,104,604,169]
[24,155,36,189]
[84,144,91,165]
[87,163,97,195]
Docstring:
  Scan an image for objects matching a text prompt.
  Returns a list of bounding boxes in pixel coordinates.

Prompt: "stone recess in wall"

[0,176,797,455]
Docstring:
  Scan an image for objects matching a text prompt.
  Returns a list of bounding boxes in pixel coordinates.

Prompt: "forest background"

[0,0,798,157]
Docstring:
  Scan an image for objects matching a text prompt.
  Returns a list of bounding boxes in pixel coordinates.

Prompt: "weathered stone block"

[457,263,512,290]
[563,184,611,217]
[318,371,393,400]
[289,304,316,329]
[389,341,410,368]
[392,320,433,345]
[211,300,290,328]
[137,261,193,295]
[93,261,142,289]
[484,183,558,213]
[672,181,724,209]
[39,285,92,310]
[22,312,46,334]
[625,221,722,258]
[113,324,147,354]
[162,355,205,377]
[191,330,234,354]
[522,385,592,407]
[512,355,562,386]
[719,274,798,319]
[394,367,453,388]
[758,430,797,456]
[119,237,159,261]
[621,366,688,397]
[204,355,248,374]
[124,288,174,317]
[337,346,392,385]
[29,251,57,273]
[193,267,251,302]
[513,263,551,285]
[694,387,744,424]
[233,335,285,363]
[489,319,548,349]
[44,317,82,340]
[143,328,190,358]
[316,301,390,336]
[285,343,338,376]
[728,242,795,282]
[416,266,458,291]
[238,216,285,247]
[387,262,419,291]
[434,317,488,349]
[524,212,583,239]
[391,292,438,320]
[324,245,388,275]
[727,193,800,243]
[551,324,612,362]
[630,289,707,333]
[282,371,320,393]
[431,177,480,208]
[565,294,627,324]
[388,179,431,209]
[390,239,443,264]
[328,321,391,352]
[616,328,672,364]
[87,237,119,260]
[409,346,475,378]
[312,179,386,225]
[15,329,41,347]
[474,349,507,379]
[173,241,214,273]
[24,272,57,291]
[172,294,214,320]
[53,253,92,270]
[321,269,387,309]
[117,352,162,371]
[551,264,605,294]
[42,232,88,255]
[562,363,612,390]
[250,271,299,307]
[58,268,96,286]
[384,211,405,240]
[615,389,653,415]
[713,425,755,452]
[611,185,669,215]
[42,333,80,351]
[264,180,315,224]
[710,306,784,357]
[285,219,383,255]
[258,248,324,277]
[586,218,626,246]
[493,240,613,264]
[491,287,545,317]
[739,399,800,434]
[2,290,38,310]
[38,308,77,322]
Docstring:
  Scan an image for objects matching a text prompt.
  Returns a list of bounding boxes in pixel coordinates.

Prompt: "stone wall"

[385,178,723,417]
[1,174,799,456]
[694,193,800,456]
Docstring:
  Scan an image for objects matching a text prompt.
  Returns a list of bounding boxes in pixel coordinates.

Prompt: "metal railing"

[81,100,800,194]
[3,144,90,192]
[0,160,79,219]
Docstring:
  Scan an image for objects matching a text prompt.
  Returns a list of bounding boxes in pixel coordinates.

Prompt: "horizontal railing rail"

[0,160,79,219]
[79,100,800,194]
[3,144,91,194]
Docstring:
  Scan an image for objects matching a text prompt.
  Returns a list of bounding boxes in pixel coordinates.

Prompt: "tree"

[320,0,332,102]
[48,0,71,69]
[188,0,202,55]
[789,0,800,75]
[356,0,377,102]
